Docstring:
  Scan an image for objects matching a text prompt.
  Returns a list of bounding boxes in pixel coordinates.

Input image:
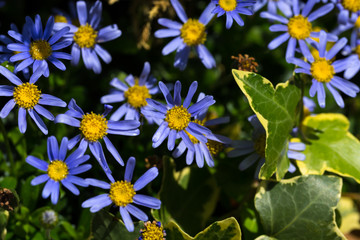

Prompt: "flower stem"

[0,119,14,172]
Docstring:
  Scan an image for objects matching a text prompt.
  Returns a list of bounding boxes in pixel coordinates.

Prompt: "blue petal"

[110,77,128,91]
[167,129,177,151]
[239,152,259,171]
[26,155,48,171]
[260,12,289,24]
[188,96,215,115]
[18,107,27,133]
[301,0,316,17]
[133,194,161,209]
[31,174,49,185]
[124,157,136,182]
[139,62,150,86]
[59,137,68,161]
[34,105,54,121]
[0,99,15,118]
[120,207,134,232]
[154,29,180,38]
[97,25,122,42]
[71,44,81,65]
[55,114,80,127]
[50,183,59,204]
[94,44,112,64]
[42,179,54,199]
[174,45,190,70]
[159,81,174,107]
[39,94,66,107]
[104,136,124,166]
[158,18,182,29]
[268,32,290,50]
[326,37,347,60]
[172,141,186,158]
[170,0,188,23]
[126,204,148,221]
[0,66,23,85]
[107,120,140,131]
[307,3,334,21]
[183,81,198,108]
[69,164,92,175]
[109,104,128,121]
[199,2,216,25]
[162,36,183,55]
[62,178,80,195]
[67,175,89,187]
[77,1,88,26]
[82,194,111,209]
[29,109,48,135]
[152,127,170,148]
[196,44,216,69]
[195,143,204,168]
[43,16,55,41]
[85,178,110,189]
[47,136,59,161]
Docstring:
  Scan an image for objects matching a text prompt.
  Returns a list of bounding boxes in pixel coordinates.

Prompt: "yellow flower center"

[30,40,52,60]
[356,16,360,28]
[13,83,41,109]
[254,134,266,157]
[79,112,108,142]
[165,105,191,131]
[124,84,151,108]
[355,45,360,58]
[287,15,312,40]
[140,221,165,240]
[310,58,334,83]
[47,160,68,182]
[185,119,205,144]
[54,15,68,23]
[342,0,360,12]
[218,0,237,11]
[206,140,224,156]
[108,180,136,207]
[180,19,207,46]
[73,23,98,48]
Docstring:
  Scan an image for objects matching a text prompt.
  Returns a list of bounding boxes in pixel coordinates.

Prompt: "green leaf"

[157,158,220,235]
[255,235,278,240]
[298,113,360,183]
[165,217,241,240]
[232,70,301,180]
[0,177,17,189]
[90,210,143,240]
[254,175,345,240]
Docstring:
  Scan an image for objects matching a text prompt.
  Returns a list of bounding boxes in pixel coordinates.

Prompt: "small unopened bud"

[40,210,58,229]
[0,188,18,211]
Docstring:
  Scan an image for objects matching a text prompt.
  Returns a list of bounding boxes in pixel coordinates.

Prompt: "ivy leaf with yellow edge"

[165,217,241,240]
[232,70,301,180]
[298,113,360,183]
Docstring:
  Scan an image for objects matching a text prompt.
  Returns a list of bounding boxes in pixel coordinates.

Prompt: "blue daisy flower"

[53,0,121,74]
[82,157,161,232]
[288,30,359,108]
[211,0,255,29]
[336,1,360,25]
[172,93,231,168]
[253,0,293,18]
[7,15,72,79]
[260,0,334,61]
[52,1,78,25]
[228,115,306,177]
[0,23,31,78]
[154,0,216,70]
[340,32,360,79]
[26,136,91,205]
[100,62,161,123]
[54,99,140,173]
[0,66,66,134]
[141,81,215,152]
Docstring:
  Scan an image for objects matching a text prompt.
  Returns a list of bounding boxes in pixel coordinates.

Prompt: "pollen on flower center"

[74,23,98,48]
[206,140,224,156]
[180,19,207,46]
[287,15,312,40]
[342,0,360,12]
[185,119,205,144]
[165,106,191,131]
[54,15,67,23]
[108,180,136,207]
[124,84,151,108]
[356,16,360,28]
[13,83,41,109]
[79,112,108,142]
[30,40,52,60]
[140,221,166,240]
[310,58,334,83]
[254,134,266,157]
[218,0,237,11]
[355,45,360,59]
[47,160,68,182]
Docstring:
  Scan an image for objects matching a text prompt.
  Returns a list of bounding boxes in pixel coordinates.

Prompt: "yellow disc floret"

[218,0,237,11]
[108,180,136,207]
[54,15,68,23]
[206,140,224,156]
[73,23,98,48]
[355,45,360,58]
[47,160,69,182]
[287,15,312,40]
[13,83,41,109]
[310,58,334,83]
[165,105,191,131]
[180,19,207,46]
[254,134,266,157]
[30,40,52,60]
[342,0,360,12]
[79,112,108,142]
[124,84,151,108]
[140,221,166,240]
[356,16,360,28]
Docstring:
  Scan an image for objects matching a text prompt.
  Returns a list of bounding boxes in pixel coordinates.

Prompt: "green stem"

[0,119,14,173]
